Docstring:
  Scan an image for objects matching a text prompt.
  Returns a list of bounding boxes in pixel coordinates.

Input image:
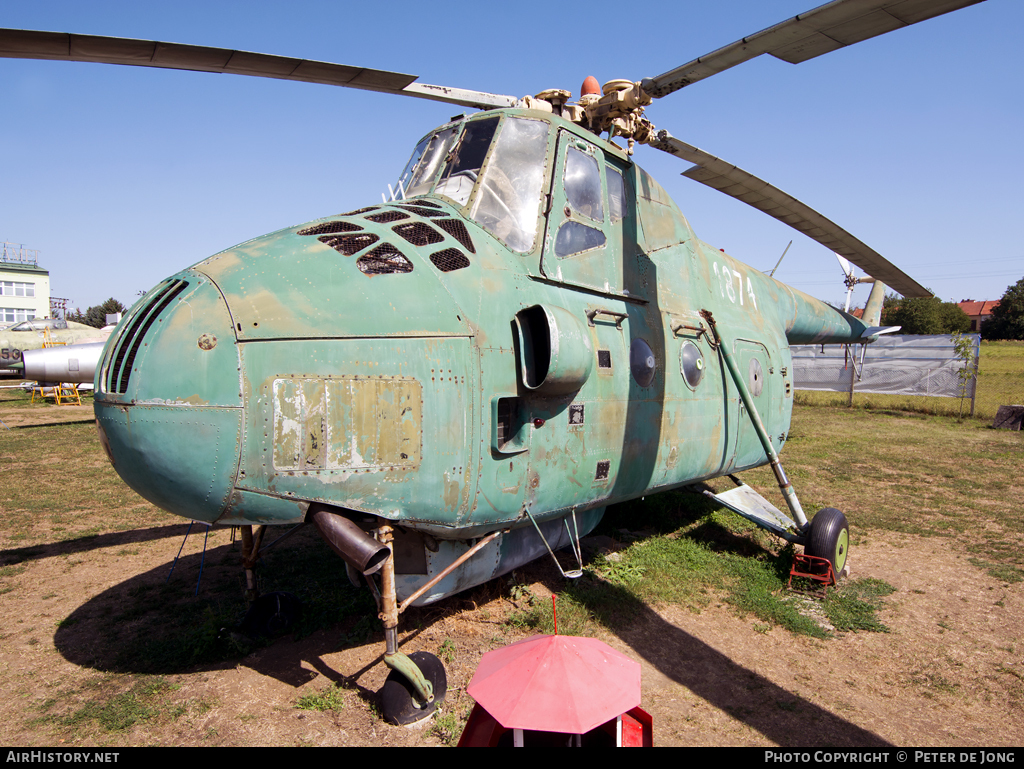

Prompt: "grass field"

[795,339,1024,420]
[1,385,1022,745]
[3,382,1022,648]
[515,400,1024,641]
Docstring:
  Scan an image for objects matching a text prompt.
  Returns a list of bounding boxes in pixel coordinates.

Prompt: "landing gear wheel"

[806,508,849,578]
[380,651,447,726]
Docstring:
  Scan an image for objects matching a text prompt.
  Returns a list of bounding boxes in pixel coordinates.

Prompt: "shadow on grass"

[50,491,890,747]
[515,554,891,748]
[512,491,892,747]
[615,586,887,746]
[0,523,197,566]
[52,527,383,683]
[13,418,96,429]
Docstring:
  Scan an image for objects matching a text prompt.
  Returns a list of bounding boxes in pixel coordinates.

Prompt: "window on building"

[1,308,36,323]
[1,281,35,297]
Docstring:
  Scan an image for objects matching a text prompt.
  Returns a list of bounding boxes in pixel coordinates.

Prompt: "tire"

[805,508,849,577]
[380,651,447,726]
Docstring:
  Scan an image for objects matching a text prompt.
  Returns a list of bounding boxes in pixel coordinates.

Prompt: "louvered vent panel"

[107,279,189,394]
[106,280,177,392]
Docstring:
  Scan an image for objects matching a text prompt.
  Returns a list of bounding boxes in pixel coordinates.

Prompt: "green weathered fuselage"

[93,109,872,599]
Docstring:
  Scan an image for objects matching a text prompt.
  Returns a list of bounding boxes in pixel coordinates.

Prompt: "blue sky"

[2,0,1021,312]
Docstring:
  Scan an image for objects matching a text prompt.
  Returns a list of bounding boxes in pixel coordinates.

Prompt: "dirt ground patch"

[1,404,1022,747]
[1,527,1021,747]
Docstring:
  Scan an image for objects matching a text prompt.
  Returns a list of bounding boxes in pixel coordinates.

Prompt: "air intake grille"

[435,219,475,253]
[319,232,379,255]
[393,222,443,247]
[106,279,188,394]
[365,210,409,223]
[297,221,363,236]
[357,244,413,275]
[429,248,470,273]
[396,204,447,218]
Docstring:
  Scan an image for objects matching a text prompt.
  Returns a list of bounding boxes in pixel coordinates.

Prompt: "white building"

[0,243,50,323]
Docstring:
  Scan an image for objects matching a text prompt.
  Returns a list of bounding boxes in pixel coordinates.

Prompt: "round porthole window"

[630,338,656,387]
[680,341,705,389]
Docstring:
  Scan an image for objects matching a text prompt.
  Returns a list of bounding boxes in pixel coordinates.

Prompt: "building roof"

[0,262,49,277]
[958,300,1000,317]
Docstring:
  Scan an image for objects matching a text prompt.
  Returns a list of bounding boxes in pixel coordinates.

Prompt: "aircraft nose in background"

[93,272,244,523]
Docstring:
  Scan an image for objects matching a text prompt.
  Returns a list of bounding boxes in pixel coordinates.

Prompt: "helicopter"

[0,0,987,726]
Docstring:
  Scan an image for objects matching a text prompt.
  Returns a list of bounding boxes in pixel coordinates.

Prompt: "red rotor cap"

[580,76,601,97]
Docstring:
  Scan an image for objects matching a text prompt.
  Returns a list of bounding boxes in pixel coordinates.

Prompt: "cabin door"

[540,131,639,298]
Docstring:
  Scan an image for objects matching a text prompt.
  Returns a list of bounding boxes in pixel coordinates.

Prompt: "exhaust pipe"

[309,505,390,575]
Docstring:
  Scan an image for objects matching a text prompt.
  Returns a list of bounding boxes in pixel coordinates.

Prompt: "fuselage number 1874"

[713,262,757,311]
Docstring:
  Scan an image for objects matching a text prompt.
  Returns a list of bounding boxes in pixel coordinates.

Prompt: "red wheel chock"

[788,553,835,597]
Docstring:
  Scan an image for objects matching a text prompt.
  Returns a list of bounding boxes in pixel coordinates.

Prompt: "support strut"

[376,524,434,705]
[701,309,808,531]
[239,524,267,603]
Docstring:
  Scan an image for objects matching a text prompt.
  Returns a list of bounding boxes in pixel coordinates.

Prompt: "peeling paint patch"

[443,471,461,512]
[272,376,422,473]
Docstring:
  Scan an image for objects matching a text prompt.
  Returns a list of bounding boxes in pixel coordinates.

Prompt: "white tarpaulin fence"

[790,334,979,399]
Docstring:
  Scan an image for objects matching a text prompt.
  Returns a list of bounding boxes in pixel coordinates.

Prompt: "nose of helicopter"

[94,271,243,523]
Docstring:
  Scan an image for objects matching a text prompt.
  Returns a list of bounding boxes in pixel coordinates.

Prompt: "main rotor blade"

[643,0,986,97]
[0,29,517,110]
[650,130,930,298]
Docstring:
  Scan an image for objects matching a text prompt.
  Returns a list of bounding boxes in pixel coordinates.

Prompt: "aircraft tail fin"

[861,280,886,327]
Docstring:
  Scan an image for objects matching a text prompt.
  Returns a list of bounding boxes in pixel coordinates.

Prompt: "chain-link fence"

[791,335,1024,422]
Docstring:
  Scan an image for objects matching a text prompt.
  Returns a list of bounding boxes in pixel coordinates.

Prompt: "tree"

[67,298,127,329]
[879,292,970,335]
[938,301,972,334]
[981,277,1024,340]
[950,330,976,421]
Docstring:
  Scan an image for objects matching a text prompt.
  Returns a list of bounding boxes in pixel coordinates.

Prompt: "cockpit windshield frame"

[394,125,459,199]
[394,113,553,254]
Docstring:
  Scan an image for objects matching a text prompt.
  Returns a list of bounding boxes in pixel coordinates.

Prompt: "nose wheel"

[373,523,447,726]
[380,650,448,726]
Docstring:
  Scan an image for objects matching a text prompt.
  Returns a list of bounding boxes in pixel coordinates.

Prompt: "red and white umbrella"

[467,634,641,735]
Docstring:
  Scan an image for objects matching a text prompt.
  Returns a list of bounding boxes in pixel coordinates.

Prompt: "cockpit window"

[408,116,550,253]
[10,317,60,331]
[434,117,501,206]
[395,126,458,199]
[564,147,603,222]
[468,117,549,253]
[606,166,628,222]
